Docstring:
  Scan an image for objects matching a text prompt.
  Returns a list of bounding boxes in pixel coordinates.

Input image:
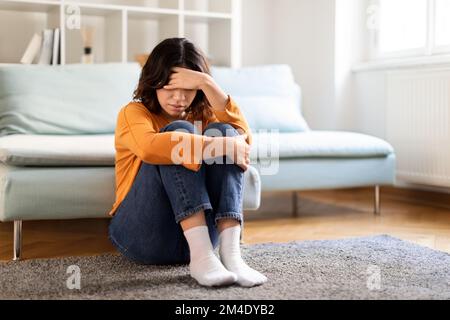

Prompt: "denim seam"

[175,202,213,224]
[215,211,243,227]
[218,168,244,217]
[238,171,245,213]
[110,233,153,264]
[109,233,129,254]
[173,165,191,208]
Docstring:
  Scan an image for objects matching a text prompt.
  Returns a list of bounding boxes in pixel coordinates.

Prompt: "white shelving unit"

[0,0,241,67]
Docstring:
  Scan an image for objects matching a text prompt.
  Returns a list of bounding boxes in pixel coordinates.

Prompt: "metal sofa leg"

[13,220,22,261]
[374,185,380,216]
[292,191,298,217]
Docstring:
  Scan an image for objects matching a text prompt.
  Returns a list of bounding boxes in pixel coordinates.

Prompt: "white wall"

[352,70,387,137]
[241,0,273,66]
[242,0,337,130]
[0,11,48,63]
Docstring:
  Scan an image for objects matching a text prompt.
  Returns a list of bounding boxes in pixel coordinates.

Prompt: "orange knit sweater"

[108,96,252,216]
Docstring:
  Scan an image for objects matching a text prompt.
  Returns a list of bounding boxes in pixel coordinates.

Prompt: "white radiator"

[386,68,450,187]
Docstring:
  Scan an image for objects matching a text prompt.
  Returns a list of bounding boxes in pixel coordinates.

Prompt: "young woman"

[108,38,267,288]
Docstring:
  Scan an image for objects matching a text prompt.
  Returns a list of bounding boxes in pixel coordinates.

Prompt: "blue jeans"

[108,121,245,265]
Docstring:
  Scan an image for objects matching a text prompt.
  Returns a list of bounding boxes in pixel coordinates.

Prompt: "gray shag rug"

[1,235,449,300]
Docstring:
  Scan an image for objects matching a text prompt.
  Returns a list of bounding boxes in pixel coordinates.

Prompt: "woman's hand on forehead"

[164,67,209,91]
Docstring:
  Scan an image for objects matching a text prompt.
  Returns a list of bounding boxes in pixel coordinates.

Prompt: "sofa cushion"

[0,134,115,166]
[211,65,309,132]
[0,63,141,136]
[232,95,310,132]
[211,64,301,98]
[253,131,395,159]
[0,131,394,167]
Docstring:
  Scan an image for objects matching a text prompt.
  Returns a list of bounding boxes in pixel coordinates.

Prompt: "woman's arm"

[119,104,206,172]
[203,135,251,171]
[199,74,229,112]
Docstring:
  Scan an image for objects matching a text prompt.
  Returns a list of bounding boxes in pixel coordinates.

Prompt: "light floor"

[1,187,450,261]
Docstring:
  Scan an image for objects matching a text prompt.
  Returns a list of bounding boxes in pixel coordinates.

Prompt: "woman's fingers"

[233,134,251,169]
[239,162,249,172]
[169,73,181,81]
[166,78,177,85]
[240,133,248,140]
[164,77,196,90]
[163,81,180,90]
[164,72,182,88]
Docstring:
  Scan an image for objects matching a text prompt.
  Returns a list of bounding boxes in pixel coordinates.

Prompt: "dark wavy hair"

[133,38,214,122]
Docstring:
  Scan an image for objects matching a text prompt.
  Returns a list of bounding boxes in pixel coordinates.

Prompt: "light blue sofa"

[0,63,395,261]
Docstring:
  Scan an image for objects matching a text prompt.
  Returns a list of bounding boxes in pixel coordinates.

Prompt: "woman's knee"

[204,122,239,137]
[160,120,196,134]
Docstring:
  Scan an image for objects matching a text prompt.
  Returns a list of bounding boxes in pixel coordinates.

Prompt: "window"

[373,0,450,58]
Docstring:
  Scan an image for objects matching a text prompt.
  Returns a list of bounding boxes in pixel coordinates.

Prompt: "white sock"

[219,225,268,287]
[183,225,237,287]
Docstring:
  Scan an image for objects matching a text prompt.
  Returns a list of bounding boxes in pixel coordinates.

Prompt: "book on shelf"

[37,29,54,65]
[20,28,61,65]
[52,28,60,65]
[20,33,42,64]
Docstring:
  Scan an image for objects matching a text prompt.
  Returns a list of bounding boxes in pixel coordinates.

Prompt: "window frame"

[370,0,450,61]
[432,0,450,54]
